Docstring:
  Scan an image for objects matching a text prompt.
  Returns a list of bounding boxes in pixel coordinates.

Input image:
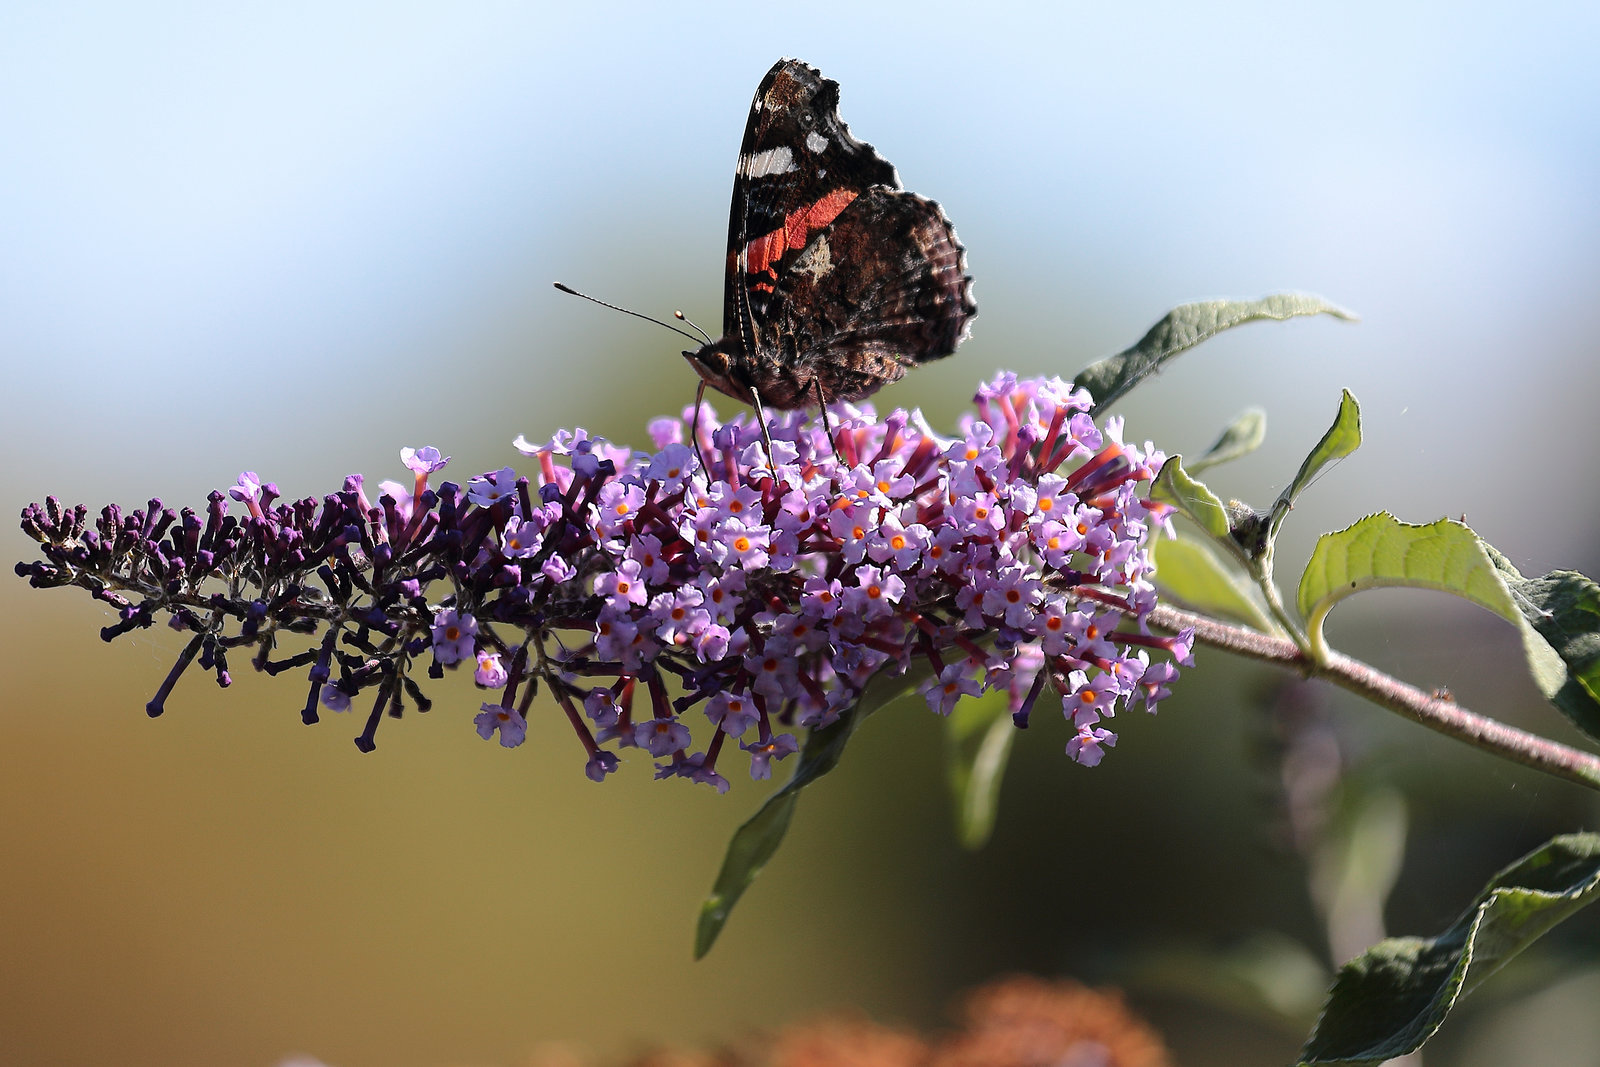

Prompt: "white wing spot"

[792,236,834,281]
[740,145,796,178]
[805,130,829,154]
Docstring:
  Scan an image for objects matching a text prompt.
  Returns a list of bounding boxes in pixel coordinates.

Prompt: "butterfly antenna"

[553,282,704,346]
[674,309,713,346]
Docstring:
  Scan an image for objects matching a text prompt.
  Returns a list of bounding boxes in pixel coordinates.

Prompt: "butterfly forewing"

[726,60,899,338]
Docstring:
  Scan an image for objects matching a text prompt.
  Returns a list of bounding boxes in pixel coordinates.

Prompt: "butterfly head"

[682,340,751,405]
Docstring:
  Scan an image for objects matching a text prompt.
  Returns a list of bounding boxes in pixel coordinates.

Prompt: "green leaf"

[1298,832,1600,1065]
[1297,514,1517,656]
[1297,519,1600,740]
[944,687,1017,850]
[1073,294,1354,415]
[1483,545,1600,742]
[1150,534,1276,632]
[1188,408,1267,474]
[1267,390,1362,547]
[1151,456,1231,541]
[693,664,931,959]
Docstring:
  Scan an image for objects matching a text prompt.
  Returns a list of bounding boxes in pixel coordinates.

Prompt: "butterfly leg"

[748,384,778,471]
[691,380,712,480]
[812,377,837,458]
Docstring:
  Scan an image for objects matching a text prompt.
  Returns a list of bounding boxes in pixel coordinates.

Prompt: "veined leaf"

[1074,294,1354,415]
[1299,833,1600,1065]
[1297,514,1515,652]
[1297,517,1600,740]
[1188,408,1267,474]
[1268,390,1362,546]
[1151,457,1231,541]
[1484,545,1600,742]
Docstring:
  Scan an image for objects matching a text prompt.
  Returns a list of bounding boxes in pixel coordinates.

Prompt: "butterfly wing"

[761,186,977,405]
[690,58,975,409]
[722,59,899,355]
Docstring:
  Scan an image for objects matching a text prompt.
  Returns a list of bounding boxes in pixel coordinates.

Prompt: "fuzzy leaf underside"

[1074,294,1353,416]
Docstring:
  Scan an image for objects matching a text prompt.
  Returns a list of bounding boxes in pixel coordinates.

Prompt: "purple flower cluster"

[16,373,1191,789]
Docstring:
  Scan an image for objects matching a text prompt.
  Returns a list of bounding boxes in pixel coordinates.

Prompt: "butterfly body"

[685,59,976,411]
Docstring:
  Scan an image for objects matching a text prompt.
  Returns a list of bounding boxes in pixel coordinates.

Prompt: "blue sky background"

[6,2,1598,569]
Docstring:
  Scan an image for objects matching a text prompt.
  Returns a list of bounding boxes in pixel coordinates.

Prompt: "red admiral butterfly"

[557,59,975,447]
[686,58,977,416]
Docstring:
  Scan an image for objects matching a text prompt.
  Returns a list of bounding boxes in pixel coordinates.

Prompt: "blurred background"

[4,2,1600,1065]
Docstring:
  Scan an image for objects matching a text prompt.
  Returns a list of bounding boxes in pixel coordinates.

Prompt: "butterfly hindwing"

[759,188,976,405]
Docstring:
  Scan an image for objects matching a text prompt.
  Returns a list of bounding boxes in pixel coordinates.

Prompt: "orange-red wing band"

[743,189,859,281]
